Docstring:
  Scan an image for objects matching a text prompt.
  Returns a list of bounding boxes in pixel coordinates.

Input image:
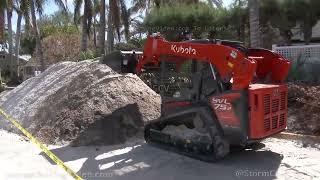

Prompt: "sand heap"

[0,61,161,145]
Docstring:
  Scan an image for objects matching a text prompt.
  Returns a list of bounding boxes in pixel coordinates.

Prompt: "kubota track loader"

[136,33,291,161]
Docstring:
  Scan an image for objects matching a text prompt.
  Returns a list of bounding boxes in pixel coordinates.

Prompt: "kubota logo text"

[171,45,197,55]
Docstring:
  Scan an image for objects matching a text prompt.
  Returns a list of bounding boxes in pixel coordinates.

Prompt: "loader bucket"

[248,48,291,83]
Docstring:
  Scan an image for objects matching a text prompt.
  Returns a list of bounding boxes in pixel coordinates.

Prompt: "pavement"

[0,129,319,180]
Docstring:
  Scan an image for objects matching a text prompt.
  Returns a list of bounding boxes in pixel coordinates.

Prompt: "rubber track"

[144,109,229,162]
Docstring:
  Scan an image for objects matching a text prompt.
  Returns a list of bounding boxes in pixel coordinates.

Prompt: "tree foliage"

[144,1,250,42]
[144,0,320,45]
[260,0,320,45]
[38,11,78,37]
[144,3,222,40]
[114,37,146,51]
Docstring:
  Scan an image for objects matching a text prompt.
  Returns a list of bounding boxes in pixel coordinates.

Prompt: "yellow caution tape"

[0,108,83,180]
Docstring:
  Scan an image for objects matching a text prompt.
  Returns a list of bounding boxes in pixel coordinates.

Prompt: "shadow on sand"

[42,141,283,180]
[40,103,282,180]
[70,103,145,147]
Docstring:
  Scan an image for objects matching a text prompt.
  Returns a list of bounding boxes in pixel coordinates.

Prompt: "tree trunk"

[6,1,14,79]
[31,0,45,71]
[106,10,114,53]
[93,20,97,48]
[15,12,22,78]
[303,22,312,45]
[97,0,106,55]
[0,9,4,43]
[249,0,261,48]
[80,1,89,52]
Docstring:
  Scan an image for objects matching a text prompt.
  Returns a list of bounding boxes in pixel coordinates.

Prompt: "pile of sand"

[0,61,161,145]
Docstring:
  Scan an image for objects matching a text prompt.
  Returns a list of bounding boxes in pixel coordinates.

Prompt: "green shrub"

[287,54,307,82]
[79,50,97,61]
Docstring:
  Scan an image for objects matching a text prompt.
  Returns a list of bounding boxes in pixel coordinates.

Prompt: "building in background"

[291,21,320,44]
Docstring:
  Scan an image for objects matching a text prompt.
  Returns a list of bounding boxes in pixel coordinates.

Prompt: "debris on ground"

[0,61,161,145]
[287,83,320,136]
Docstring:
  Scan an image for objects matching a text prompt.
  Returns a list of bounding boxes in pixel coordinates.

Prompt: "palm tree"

[0,0,68,77]
[79,0,109,55]
[29,0,45,71]
[106,0,130,52]
[5,0,16,79]
[25,0,67,71]
[1,0,30,79]
[119,0,131,42]
[0,7,4,45]
[14,0,31,78]
[74,0,93,52]
[106,5,113,52]
[104,0,223,53]
[106,0,120,52]
[248,0,261,47]
[97,0,105,55]
[92,0,100,48]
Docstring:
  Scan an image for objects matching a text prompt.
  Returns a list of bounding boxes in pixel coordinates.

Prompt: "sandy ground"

[0,130,72,180]
[0,130,319,180]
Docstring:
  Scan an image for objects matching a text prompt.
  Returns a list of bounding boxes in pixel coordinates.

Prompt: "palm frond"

[130,0,146,13]
[35,0,45,15]
[11,0,31,34]
[93,0,100,15]
[53,0,67,14]
[211,0,222,8]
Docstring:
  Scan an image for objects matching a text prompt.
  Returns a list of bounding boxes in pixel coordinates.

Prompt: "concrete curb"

[273,132,320,144]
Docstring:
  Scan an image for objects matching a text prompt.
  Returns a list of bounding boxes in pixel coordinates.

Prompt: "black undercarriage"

[144,107,230,162]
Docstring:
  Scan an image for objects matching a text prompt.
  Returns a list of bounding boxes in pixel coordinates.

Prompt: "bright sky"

[10,0,234,32]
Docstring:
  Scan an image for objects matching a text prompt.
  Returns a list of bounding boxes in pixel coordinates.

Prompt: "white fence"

[272,44,320,82]
[272,44,320,61]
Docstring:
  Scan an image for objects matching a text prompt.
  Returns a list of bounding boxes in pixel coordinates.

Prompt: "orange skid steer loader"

[136,33,291,161]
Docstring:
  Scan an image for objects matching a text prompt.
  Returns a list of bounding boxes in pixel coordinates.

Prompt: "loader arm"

[137,34,257,90]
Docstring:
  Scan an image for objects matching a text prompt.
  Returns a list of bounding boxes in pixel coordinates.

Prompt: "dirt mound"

[0,61,161,145]
[287,83,320,136]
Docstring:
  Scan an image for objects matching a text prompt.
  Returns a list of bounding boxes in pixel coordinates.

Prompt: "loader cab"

[152,57,233,117]
[157,58,221,101]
